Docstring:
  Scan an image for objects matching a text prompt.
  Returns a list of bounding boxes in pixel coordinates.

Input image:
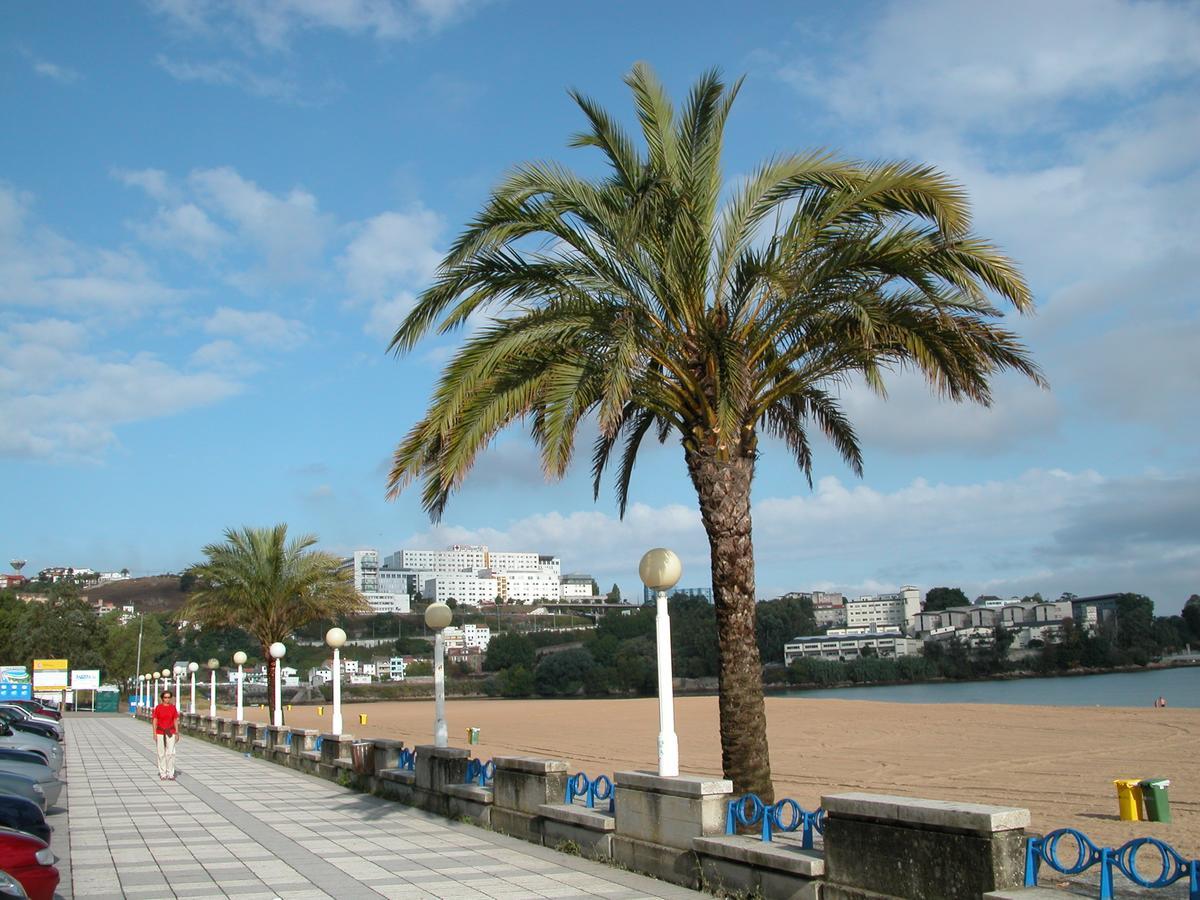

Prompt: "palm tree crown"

[386,64,1045,796]
[181,524,366,720]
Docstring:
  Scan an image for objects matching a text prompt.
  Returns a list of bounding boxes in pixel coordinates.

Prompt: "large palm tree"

[386,64,1045,798]
[180,525,366,723]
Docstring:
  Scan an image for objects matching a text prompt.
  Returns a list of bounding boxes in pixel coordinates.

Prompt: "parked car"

[0,762,59,810]
[0,712,59,743]
[0,826,58,900]
[0,777,44,813]
[0,714,57,746]
[0,757,45,775]
[0,730,59,774]
[1,705,57,723]
[0,797,49,845]
[0,867,28,898]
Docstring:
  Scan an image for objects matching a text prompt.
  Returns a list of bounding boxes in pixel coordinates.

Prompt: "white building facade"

[845,586,920,629]
[784,626,923,663]
[343,549,411,615]
[383,544,562,606]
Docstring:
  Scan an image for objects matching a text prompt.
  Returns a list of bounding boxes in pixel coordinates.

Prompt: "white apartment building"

[814,606,847,628]
[498,569,560,603]
[784,626,923,663]
[845,586,920,629]
[385,545,487,572]
[343,549,411,614]
[424,573,499,605]
[441,624,492,651]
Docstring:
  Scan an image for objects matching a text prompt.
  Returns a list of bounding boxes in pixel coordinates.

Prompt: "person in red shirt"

[151,690,181,780]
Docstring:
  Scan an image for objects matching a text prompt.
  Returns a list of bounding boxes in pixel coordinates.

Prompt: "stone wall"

[139,707,1035,899]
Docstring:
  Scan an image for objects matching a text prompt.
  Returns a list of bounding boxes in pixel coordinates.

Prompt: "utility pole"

[133,613,144,699]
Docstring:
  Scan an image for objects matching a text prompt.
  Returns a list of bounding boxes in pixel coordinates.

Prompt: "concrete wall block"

[414,745,470,794]
[614,785,728,848]
[372,739,404,774]
[320,734,353,764]
[611,835,699,889]
[494,757,569,815]
[542,818,613,861]
[490,807,543,844]
[824,816,1026,899]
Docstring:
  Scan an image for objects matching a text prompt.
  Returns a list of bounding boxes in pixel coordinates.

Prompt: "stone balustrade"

[157,712,1033,900]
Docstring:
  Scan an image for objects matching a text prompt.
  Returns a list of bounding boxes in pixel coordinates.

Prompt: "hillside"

[83,576,192,616]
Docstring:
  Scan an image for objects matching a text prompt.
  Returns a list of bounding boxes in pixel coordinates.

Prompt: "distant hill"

[83,576,192,616]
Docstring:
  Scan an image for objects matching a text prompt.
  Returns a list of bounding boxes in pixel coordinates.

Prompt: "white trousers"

[156,733,177,777]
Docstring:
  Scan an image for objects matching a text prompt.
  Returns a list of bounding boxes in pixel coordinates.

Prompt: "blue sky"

[2,0,1197,612]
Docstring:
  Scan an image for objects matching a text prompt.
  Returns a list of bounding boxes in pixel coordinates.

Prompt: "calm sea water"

[779,665,1199,708]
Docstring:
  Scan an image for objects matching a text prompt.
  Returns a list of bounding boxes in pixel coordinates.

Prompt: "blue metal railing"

[726,794,825,847]
[1026,829,1199,899]
[566,772,614,813]
[397,748,415,771]
[465,758,495,786]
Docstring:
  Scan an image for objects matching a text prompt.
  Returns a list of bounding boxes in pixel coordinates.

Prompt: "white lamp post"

[188,662,198,714]
[325,628,347,736]
[152,671,160,709]
[424,602,453,747]
[136,674,143,709]
[233,651,247,721]
[206,658,219,718]
[269,642,286,727]
[639,548,682,777]
[173,666,183,702]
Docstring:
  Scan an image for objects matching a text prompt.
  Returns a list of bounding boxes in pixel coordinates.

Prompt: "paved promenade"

[63,716,702,899]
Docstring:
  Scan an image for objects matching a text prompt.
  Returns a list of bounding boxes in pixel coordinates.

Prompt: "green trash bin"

[1140,778,1172,823]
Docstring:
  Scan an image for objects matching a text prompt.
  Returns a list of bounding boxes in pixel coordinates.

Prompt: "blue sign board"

[0,682,32,701]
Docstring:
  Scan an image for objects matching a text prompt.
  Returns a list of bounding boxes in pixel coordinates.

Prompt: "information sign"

[71,670,101,690]
[32,659,69,689]
[0,665,31,701]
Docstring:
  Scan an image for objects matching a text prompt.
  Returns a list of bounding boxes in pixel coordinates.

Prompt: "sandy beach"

[228,695,1197,852]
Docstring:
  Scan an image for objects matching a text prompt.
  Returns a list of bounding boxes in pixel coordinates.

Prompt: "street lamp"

[187,662,199,714]
[206,658,219,718]
[325,628,347,736]
[173,666,183,703]
[639,547,682,777]
[269,642,286,727]
[150,672,159,709]
[136,674,143,710]
[233,651,247,721]
[424,601,453,747]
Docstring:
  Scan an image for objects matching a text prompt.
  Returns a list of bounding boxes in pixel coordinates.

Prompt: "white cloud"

[188,166,330,283]
[398,467,1198,611]
[340,208,443,297]
[0,183,177,315]
[364,291,417,339]
[204,306,308,349]
[0,320,240,460]
[781,0,1200,129]
[154,54,300,103]
[148,0,482,50]
[112,168,176,203]
[135,202,230,259]
[32,60,80,84]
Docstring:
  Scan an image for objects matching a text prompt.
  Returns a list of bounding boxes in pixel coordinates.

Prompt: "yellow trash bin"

[359,713,368,725]
[1114,778,1145,821]
[317,705,324,716]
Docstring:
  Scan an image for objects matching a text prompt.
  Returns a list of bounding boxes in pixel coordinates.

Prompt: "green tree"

[26,596,105,668]
[483,632,537,672]
[534,648,595,696]
[606,583,622,604]
[924,587,969,612]
[756,595,816,663]
[179,524,367,723]
[1183,595,1200,642]
[101,613,168,686]
[383,65,1043,797]
[497,665,535,697]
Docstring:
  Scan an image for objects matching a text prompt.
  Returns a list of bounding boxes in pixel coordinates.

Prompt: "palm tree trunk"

[686,448,774,801]
[262,642,275,725]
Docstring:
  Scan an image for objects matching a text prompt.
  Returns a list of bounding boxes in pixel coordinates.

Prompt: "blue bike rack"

[566,772,614,813]
[726,794,825,847]
[397,748,415,771]
[465,758,495,786]
[1025,828,1199,899]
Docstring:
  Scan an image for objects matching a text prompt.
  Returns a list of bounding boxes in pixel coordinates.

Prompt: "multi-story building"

[559,573,596,600]
[424,573,499,605]
[643,585,714,604]
[784,626,923,663]
[342,549,411,615]
[845,587,920,629]
[441,624,492,651]
[814,605,847,628]
[384,544,562,606]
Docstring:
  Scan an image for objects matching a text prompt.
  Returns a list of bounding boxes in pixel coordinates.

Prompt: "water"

[779,665,1200,708]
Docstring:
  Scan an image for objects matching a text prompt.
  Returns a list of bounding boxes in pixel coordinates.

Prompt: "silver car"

[0,707,62,741]
[0,759,61,809]
[0,771,47,812]
[0,728,62,773]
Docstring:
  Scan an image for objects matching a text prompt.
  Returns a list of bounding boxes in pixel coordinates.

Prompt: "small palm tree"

[180,525,366,722]
[386,64,1044,798]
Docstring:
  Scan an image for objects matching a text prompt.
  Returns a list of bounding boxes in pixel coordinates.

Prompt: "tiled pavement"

[63,716,703,899]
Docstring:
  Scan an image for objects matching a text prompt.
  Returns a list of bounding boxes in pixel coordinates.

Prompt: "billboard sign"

[32,659,69,689]
[0,665,32,701]
[71,670,101,690]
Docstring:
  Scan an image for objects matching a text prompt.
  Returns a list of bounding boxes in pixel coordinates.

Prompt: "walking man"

[152,689,180,780]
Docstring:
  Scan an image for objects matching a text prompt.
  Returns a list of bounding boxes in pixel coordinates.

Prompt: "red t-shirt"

[152,703,179,736]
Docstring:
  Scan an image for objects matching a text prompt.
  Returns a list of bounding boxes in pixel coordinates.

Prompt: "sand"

[227,695,1198,852]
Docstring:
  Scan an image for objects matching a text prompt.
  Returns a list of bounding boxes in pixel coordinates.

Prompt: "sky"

[2,0,1198,612]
